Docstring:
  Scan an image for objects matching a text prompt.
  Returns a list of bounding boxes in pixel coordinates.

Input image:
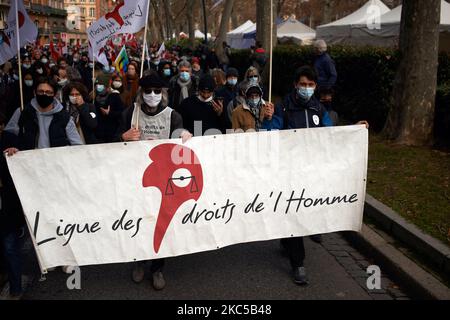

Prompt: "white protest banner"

[0,0,38,65]
[87,0,149,56]
[6,126,368,271]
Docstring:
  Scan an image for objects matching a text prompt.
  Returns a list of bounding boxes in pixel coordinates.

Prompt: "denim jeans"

[0,227,25,295]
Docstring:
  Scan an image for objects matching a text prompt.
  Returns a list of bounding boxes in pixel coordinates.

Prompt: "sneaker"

[152,271,166,290]
[310,234,323,244]
[132,264,145,284]
[293,267,308,286]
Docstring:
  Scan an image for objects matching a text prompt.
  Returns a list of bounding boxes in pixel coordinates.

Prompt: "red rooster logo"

[143,144,203,253]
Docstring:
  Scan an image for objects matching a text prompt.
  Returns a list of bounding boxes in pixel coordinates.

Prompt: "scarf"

[177,76,191,104]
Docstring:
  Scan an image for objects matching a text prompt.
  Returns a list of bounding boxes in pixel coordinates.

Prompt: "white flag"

[88,43,109,68]
[156,42,165,58]
[87,0,149,57]
[0,0,38,65]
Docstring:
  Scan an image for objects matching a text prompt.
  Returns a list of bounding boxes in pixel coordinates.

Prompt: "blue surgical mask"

[248,76,258,85]
[163,69,171,77]
[23,64,31,69]
[13,74,19,81]
[227,78,238,86]
[298,87,315,100]
[180,71,190,82]
[248,97,261,108]
[96,84,105,93]
[24,80,33,87]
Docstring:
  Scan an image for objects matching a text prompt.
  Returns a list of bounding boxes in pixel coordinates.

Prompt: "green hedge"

[229,45,450,144]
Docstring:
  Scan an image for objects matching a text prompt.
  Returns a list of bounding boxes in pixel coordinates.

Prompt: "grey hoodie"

[5,98,83,149]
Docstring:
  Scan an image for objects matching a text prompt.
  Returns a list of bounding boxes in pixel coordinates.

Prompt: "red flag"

[49,40,60,61]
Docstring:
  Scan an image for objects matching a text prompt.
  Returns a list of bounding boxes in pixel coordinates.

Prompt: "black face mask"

[36,94,54,108]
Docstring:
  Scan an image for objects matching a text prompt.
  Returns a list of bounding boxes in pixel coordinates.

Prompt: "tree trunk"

[382,0,441,146]
[187,0,196,48]
[215,0,235,63]
[256,0,277,52]
[231,8,239,29]
[256,0,277,90]
[162,0,174,40]
[152,0,166,41]
[323,0,333,24]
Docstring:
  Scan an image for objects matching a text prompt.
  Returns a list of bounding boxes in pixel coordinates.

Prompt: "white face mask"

[41,58,48,64]
[69,96,78,105]
[112,81,122,89]
[143,92,162,107]
[24,80,33,87]
[36,68,44,74]
[198,95,213,103]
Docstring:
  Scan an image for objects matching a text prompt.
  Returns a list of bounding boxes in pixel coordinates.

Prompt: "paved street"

[10,233,409,300]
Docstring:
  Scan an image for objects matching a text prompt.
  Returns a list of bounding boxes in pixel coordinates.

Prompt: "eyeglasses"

[36,90,54,96]
[144,88,162,94]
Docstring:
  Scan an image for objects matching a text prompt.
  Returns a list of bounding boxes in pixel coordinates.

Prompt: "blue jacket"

[314,53,337,88]
[274,91,333,130]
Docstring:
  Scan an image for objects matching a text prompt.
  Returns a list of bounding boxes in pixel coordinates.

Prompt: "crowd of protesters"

[0,38,367,299]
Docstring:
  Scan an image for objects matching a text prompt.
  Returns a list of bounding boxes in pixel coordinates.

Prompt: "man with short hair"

[313,39,337,89]
[178,74,227,136]
[275,66,368,285]
[1,77,82,299]
[169,60,199,112]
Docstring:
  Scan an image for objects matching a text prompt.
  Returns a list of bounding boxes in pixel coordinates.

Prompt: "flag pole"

[92,54,96,101]
[269,0,273,102]
[15,0,24,112]
[140,0,151,78]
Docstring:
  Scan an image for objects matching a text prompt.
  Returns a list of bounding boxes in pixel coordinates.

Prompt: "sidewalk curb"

[343,225,450,300]
[364,194,450,277]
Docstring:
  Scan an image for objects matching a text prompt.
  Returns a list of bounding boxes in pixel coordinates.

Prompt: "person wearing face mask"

[94,76,125,143]
[159,61,173,82]
[178,74,227,135]
[242,66,268,100]
[169,60,199,113]
[40,55,49,66]
[22,72,35,106]
[54,66,70,103]
[1,77,82,299]
[111,73,131,109]
[118,72,190,291]
[273,66,368,286]
[215,67,240,129]
[77,54,93,92]
[32,61,46,79]
[231,83,279,132]
[63,81,98,144]
[21,56,32,74]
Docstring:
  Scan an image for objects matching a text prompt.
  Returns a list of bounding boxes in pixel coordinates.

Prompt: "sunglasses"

[144,88,162,94]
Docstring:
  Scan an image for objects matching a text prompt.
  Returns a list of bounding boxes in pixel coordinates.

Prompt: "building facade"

[0,0,68,45]
[27,0,67,45]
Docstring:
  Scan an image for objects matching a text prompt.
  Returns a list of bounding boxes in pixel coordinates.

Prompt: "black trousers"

[136,258,165,273]
[281,237,305,268]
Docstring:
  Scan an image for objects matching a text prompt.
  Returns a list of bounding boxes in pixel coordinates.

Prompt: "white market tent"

[226,20,255,48]
[227,17,317,49]
[316,0,450,51]
[194,29,212,39]
[227,22,257,49]
[316,0,391,44]
[277,17,317,45]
